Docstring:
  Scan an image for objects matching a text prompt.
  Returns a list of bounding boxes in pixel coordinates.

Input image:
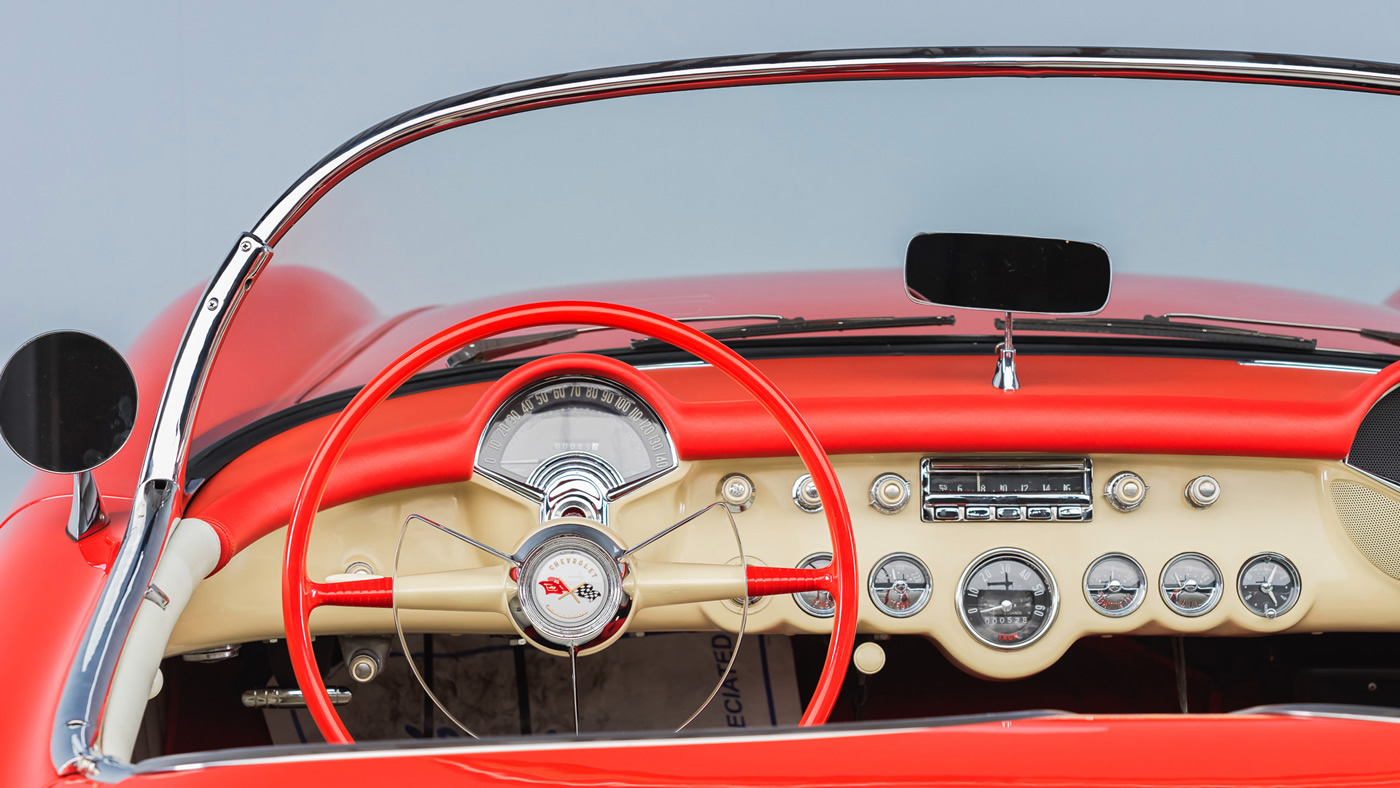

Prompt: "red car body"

[5,47,1400,786]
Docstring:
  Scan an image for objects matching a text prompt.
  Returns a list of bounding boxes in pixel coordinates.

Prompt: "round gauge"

[1238,553,1301,619]
[1084,553,1147,617]
[958,549,1058,649]
[476,376,676,494]
[1160,553,1223,617]
[868,553,932,618]
[793,553,835,618]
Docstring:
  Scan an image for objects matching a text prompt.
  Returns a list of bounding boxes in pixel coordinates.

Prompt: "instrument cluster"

[784,458,1304,651]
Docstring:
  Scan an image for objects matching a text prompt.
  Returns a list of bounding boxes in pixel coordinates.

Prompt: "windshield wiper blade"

[1157,312,1400,348]
[997,316,1318,351]
[445,314,782,366]
[629,315,957,350]
[447,314,956,366]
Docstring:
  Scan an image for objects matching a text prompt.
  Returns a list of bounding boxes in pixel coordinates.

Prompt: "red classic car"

[4,47,1400,786]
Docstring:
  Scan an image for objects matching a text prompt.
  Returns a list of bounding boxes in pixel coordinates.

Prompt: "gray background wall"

[5,1,1400,507]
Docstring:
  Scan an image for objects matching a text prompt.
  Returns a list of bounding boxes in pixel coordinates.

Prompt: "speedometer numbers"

[1238,553,1300,619]
[958,549,1057,649]
[1083,553,1147,617]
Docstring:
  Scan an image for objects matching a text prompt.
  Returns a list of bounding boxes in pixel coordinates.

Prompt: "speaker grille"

[1331,480,1400,581]
[1349,386,1400,486]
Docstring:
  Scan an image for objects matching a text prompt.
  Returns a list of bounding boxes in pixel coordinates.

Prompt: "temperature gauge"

[793,553,835,618]
[1160,553,1222,617]
[1238,553,1300,619]
[1084,553,1147,617]
[868,553,932,617]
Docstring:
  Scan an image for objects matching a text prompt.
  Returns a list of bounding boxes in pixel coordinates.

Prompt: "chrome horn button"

[517,534,624,646]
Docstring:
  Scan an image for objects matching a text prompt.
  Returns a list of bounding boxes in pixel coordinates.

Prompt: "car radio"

[920,458,1094,522]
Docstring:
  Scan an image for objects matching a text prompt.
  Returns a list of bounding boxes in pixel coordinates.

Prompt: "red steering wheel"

[282,301,858,742]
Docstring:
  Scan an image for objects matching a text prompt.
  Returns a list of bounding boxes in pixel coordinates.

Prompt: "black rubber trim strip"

[133,709,1066,773]
[185,338,1397,488]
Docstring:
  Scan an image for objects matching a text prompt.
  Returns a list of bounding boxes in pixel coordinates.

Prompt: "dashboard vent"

[1331,481,1400,581]
[1349,386,1400,486]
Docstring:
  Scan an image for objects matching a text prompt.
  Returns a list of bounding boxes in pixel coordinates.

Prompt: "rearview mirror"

[0,331,137,474]
[905,233,1111,315]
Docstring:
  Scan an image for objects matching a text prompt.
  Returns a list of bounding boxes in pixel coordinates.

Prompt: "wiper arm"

[447,314,957,366]
[997,316,1317,351]
[629,315,957,350]
[445,314,782,366]
[1158,312,1400,348]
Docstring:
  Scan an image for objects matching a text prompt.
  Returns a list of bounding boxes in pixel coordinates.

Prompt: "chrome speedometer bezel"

[956,548,1059,650]
[473,374,679,506]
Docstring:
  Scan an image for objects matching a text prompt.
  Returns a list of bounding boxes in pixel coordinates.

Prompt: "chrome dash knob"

[1104,471,1148,512]
[793,474,823,513]
[718,473,755,512]
[1185,475,1220,509]
[870,473,910,514]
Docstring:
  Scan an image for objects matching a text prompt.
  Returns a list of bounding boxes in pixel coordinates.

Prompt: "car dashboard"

[173,350,1400,682]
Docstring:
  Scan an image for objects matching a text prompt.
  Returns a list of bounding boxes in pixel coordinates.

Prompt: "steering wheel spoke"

[630,562,834,610]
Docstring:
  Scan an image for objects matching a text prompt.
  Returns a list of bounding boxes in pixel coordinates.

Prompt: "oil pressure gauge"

[1084,553,1147,617]
[1161,553,1222,617]
[1238,553,1300,619]
[868,553,932,617]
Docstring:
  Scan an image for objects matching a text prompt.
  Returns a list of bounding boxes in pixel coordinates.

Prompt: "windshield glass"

[199,74,1400,448]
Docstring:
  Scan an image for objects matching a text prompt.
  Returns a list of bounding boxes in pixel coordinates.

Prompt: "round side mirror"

[0,331,138,474]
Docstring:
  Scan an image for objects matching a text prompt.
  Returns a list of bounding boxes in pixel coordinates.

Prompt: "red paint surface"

[280,303,859,744]
[47,715,1400,787]
[188,351,1400,570]
[0,497,108,787]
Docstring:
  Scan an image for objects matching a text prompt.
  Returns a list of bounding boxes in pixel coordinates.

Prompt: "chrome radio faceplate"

[920,459,1093,522]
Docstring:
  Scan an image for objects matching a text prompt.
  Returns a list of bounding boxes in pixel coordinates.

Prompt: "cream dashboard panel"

[172,453,1400,681]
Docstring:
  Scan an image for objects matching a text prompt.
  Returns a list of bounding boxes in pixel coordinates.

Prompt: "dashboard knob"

[1185,475,1220,509]
[853,641,886,675]
[718,473,755,512]
[792,474,823,513]
[870,473,910,514]
[1104,471,1148,512]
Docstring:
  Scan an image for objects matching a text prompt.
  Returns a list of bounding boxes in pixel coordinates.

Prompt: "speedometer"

[958,549,1058,649]
[476,376,676,497]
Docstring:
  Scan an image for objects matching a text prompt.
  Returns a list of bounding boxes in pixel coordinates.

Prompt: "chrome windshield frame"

[53,46,1400,780]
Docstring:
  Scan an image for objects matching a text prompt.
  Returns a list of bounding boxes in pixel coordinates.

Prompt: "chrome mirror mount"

[993,312,1020,392]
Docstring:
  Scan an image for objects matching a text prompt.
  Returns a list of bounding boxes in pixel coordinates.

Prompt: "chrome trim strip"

[1237,360,1379,374]
[61,47,1400,778]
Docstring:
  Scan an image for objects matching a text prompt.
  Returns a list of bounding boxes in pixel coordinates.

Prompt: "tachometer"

[958,549,1057,649]
[476,376,676,498]
[868,553,932,617]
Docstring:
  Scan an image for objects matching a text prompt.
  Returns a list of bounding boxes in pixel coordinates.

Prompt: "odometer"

[476,376,675,496]
[958,549,1057,649]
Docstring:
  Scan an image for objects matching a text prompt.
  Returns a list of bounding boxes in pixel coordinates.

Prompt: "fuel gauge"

[1161,553,1222,617]
[868,553,932,617]
[1238,553,1300,619]
[1084,553,1146,617]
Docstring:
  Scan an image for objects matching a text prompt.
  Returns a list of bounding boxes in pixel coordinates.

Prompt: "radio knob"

[870,473,910,514]
[1104,472,1148,512]
[793,474,823,513]
[1185,475,1220,509]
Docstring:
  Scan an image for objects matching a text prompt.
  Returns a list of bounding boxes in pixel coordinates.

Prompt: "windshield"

[199,72,1400,449]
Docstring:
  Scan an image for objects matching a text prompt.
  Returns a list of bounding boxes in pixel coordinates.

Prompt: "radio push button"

[1026,507,1053,520]
[933,506,961,521]
[965,506,993,520]
[995,507,1022,521]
